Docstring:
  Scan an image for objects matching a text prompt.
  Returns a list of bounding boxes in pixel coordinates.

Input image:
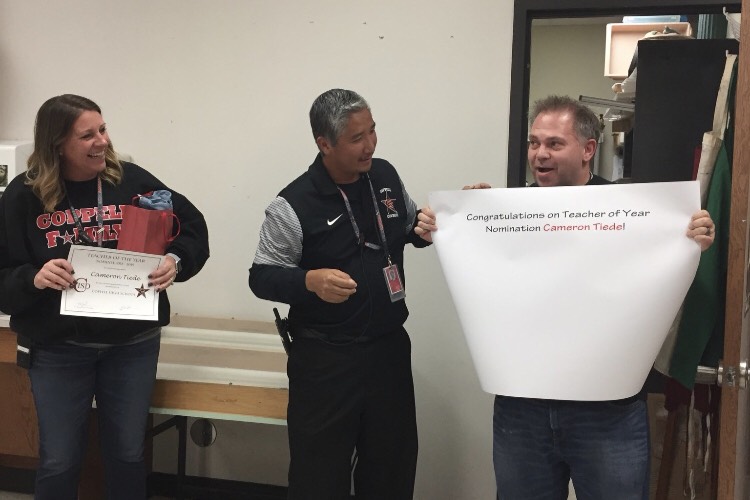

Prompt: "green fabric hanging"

[668,59,736,389]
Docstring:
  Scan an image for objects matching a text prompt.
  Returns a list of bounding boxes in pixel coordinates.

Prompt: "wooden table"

[0,326,38,470]
[152,315,288,423]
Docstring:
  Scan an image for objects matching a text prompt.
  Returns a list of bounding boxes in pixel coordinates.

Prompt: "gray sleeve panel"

[401,178,418,234]
[253,196,303,267]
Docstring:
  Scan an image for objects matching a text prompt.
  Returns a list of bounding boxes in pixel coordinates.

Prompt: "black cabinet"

[631,38,738,183]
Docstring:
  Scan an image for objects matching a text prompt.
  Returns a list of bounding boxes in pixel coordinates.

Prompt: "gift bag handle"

[164,211,181,242]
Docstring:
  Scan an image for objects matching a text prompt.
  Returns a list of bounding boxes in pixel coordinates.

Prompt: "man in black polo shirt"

[249,89,431,499]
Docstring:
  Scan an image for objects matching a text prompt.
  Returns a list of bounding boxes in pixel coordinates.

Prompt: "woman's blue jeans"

[28,334,160,500]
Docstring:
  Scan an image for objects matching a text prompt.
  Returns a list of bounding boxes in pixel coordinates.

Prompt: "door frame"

[506,0,741,187]
[719,1,750,497]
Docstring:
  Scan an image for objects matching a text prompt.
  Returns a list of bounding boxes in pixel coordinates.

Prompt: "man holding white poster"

[416,96,715,500]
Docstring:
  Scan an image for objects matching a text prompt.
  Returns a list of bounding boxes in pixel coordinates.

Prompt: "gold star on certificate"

[135,284,149,298]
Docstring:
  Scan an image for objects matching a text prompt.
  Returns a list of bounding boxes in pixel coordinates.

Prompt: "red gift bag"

[117,195,180,255]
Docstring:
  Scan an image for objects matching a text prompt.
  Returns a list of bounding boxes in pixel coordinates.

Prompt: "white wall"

[0,1,512,498]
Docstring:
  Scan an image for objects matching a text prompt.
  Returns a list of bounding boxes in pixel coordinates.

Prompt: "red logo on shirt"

[379,188,399,219]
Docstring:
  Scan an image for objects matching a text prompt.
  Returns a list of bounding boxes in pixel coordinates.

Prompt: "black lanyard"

[337,174,393,266]
[64,176,104,247]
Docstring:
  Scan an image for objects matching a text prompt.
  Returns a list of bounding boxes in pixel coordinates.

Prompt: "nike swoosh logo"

[327,214,344,226]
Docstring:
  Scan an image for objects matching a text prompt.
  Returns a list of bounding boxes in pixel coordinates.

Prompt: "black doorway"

[507,0,741,187]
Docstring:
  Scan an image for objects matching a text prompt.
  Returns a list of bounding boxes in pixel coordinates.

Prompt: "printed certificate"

[60,246,164,321]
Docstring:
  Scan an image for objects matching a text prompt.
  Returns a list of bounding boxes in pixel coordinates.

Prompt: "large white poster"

[429,181,700,400]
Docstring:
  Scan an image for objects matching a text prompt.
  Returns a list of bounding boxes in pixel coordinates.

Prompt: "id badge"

[383,264,405,302]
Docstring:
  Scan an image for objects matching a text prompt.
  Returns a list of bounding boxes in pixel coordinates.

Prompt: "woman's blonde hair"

[26,94,122,212]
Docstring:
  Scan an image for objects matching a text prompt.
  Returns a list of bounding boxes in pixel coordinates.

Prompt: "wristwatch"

[167,253,182,274]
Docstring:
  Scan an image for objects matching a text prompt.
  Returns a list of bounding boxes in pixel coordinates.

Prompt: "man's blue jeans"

[493,395,650,500]
[28,334,160,500]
